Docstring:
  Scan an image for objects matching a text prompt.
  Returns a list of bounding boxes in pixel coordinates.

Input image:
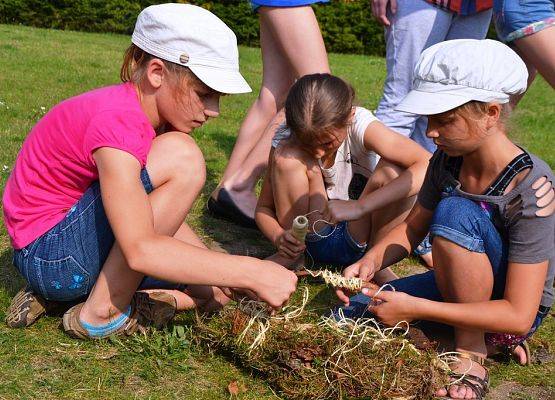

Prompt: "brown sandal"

[62,291,177,339]
[6,286,52,328]
[505,340,532,366]
[438,352,490,400]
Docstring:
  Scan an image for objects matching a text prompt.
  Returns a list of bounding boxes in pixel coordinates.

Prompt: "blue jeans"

[338,196,548,345]
[306,221,367,268]
[375,0,492,153]
[12,169,185,302]
[494,0,555,42]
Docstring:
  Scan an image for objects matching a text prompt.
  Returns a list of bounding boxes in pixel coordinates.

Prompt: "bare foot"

[487,343,529,365]
[435,355,488,399]
[512,344,528,365]
[420,251,434,269]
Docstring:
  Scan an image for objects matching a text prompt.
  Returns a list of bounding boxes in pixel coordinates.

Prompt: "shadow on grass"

[206,129,239,160]
[0,248,23,297]
[200,210,273,259]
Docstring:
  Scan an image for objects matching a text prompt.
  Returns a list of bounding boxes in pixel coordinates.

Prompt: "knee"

[432,197,484,227]
[259,82,291,111]
[430,197,492,252]
[272,147,311,176]
[152,132,206,191]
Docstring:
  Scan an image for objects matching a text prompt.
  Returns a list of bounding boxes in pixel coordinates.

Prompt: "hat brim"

[189,65,251,94]
[395,89,471,115]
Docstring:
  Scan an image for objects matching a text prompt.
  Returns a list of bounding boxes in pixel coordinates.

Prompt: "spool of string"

[292,215,309,243]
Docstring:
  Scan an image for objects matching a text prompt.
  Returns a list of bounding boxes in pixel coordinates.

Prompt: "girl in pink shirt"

[4,4,297,339]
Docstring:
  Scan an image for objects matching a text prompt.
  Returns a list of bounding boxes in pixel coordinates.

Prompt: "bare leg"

[213,6,329,218]
[268,145,327,267]
[80,133,225,325]
[347,160,415,284]
[219,110,286,217]
[143,222,231,312]
[513,26,555,89]
[509,45,538,107]
[433,237,491,399]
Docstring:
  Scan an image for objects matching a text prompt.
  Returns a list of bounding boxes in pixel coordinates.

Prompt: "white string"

[372,283,396,298]
[235,287,310,354]
[311,218,338,239]
[302,209,322,218]
[298,209,339,239]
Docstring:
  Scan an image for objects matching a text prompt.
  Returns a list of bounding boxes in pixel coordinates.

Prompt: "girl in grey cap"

[4,4,297,339]
[335,39,554,400]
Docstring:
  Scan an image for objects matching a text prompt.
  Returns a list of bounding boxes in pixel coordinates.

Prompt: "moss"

[195,286,448,400]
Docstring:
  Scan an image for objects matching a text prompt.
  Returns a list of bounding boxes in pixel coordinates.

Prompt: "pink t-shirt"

[3,83,156,249]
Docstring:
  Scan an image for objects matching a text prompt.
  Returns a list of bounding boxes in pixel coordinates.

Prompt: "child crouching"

[256,73,430,278]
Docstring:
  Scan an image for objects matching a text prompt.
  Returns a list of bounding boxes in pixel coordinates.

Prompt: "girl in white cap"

[335,39,554,399]
[3,4,297,338]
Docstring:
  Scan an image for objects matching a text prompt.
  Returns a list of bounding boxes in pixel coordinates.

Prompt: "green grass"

[0,24,553,399]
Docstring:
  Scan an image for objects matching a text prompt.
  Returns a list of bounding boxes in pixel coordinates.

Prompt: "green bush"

[0,0,388,55]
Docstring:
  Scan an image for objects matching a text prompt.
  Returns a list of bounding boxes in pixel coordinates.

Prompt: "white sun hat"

[396,39,528,115]
[132,3,251,94]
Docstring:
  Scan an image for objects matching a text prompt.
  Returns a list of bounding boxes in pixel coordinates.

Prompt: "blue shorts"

[336,196,549,346]
[494,0,555,42]
[306,221,367,268]
[12,169,185,302]
[250,0,329,11]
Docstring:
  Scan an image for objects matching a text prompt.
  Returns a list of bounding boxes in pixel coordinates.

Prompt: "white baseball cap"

[396,39,528,115]
[132,3,251,94]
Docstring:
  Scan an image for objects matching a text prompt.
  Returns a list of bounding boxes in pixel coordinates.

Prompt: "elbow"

[509,316,535,337]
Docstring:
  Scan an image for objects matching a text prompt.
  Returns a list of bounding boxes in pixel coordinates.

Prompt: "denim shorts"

[305,221,367,268]
[337,196,549,346]
[12,169,185,302]
[494,0,555,42]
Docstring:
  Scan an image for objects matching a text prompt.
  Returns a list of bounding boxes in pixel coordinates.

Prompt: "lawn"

[0,24,553,399]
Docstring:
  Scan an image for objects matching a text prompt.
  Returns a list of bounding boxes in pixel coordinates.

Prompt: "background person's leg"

[513,26,555,88]
[493,0,555,103]
[374,0,453,153]
[213,17,294,218]
[212,5,329,219]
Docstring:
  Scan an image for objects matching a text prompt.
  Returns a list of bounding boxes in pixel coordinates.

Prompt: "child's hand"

[362,287,417,326]
[252,261,298,309]
[275,230,306,259]
[325,200,364,224]
[335,257,378,305]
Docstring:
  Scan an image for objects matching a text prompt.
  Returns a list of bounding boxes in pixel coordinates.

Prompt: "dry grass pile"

[195,287,448,399]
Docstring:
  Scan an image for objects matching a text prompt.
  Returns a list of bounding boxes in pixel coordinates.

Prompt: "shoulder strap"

[484,152,533,196]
